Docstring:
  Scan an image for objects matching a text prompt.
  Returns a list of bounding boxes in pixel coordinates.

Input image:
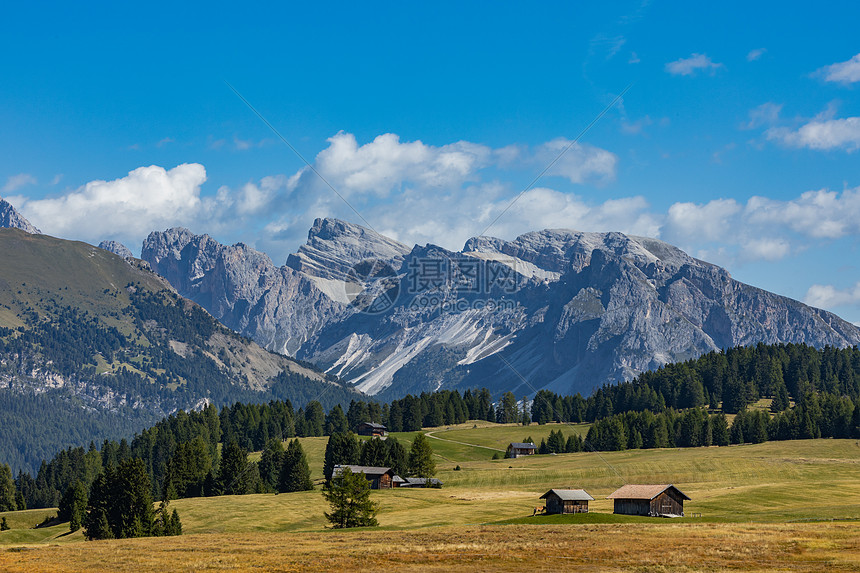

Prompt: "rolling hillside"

[0,229,361,473]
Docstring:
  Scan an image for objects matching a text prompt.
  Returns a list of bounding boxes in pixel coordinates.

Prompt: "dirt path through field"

[424,429,506,452]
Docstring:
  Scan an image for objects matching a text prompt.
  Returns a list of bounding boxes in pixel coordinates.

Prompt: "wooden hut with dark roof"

[606,484,690,517]
[332,465,395,489]
[507,442,536,458]
[539,489,594,514]
[356,422,388,437]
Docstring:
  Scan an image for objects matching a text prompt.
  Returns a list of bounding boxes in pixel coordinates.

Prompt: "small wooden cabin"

[540,489,594,514]
[332,465,395,489]
[508,442,537,458]
[356,422,388,437]
[606,484,690,517]
[398,477,444,488]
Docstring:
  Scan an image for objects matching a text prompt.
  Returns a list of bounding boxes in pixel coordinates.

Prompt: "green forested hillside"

[0,229,360,473]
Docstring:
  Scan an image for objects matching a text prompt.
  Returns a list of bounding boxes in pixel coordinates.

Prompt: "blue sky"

[2,1,860,323]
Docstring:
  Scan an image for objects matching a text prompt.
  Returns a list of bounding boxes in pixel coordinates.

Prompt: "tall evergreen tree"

[407,433,436,479]
[57,481,87,532]
[360,437,388,467]
[323,432,360,480]
[0,463,17,512]
[279,439,313,493]
[325,405,350,435]
[258,438,285,492]
[322,467,378,528]
[217,441,249,496]
[383,437,408,477]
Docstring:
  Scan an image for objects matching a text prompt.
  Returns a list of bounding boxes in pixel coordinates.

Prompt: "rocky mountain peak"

[286,217,411,280]
[140,218,860,400]
[98,240,134,259]
[0,197,41,234]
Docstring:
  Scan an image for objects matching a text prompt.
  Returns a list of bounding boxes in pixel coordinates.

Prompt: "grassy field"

[2,424,859,571]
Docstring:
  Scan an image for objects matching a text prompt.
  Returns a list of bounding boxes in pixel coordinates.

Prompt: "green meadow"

[2,424,859,572]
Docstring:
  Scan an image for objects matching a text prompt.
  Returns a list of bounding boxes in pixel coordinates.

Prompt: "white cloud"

[741,102,782,130]
[745,188,860,239]
[50,174,63,186]
[18,164,207,246]
[742,237,790,261]
[665,53,723,76]
[805,282,860,308]
[817,53,860,84]
[746,48,766,62]
[534,138,618,184]
[656,187,860,266]
[314,132,492,196]
[664,199,741,243]
[767,116,860,151]
[621,116,653,135]
[3,173,37,192]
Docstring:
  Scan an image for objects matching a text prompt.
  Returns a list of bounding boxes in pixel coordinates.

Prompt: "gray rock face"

[141,219,860,399]
[286,218,411,280]
[142,228,349,356]
[0,197,40,234]
[98,240,134,259]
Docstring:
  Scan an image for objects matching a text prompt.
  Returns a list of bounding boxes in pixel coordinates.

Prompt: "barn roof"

[358,422,387,429]
[606,484,690,501]
[332,464,393,478]
[401,477,444,487]
[510,442,536,449]
[540,488,594,501]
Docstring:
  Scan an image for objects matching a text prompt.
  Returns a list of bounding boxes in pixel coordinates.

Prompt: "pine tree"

[58,481,87,532]
[84,459,154,540]
[712,413,730,446]
[565,434,583,453]
[279,439,313,492]
[407,433,436,479]
[323,432,360,480]
[322,467,378,528]
[169,508,182,536]
[0,463,17,512]
[259,438,285,492]
[360,437,388,467]
[0,517,8,531]
[486,405,496,423]
[730,416,745,444]
[216,441,249,496]
[325,405,350,435]
[383,437,408,477]
[771,382,791,412]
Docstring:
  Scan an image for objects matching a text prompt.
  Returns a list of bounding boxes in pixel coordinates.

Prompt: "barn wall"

[613,499,650,516]
[650,491,684,516]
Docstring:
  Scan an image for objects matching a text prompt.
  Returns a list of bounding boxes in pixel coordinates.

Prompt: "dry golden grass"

[1,522,859,572]
[3,432,860,571]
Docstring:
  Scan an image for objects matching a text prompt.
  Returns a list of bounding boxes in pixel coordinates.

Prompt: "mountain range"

[141,218,860,400]
[0,217,359,472]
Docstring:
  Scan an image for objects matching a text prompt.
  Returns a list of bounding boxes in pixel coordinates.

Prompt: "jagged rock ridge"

[142,219,860,399]
[98,240,134,259]
[0,197,40,234]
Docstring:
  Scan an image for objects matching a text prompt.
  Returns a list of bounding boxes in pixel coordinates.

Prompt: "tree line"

[4,342,860,521]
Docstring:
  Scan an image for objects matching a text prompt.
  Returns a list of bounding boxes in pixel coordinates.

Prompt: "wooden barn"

[539,489,594,514]
[508,442,537,458]
[606,484,690,517]
[332,465,395,489]
[356,422,388,437]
